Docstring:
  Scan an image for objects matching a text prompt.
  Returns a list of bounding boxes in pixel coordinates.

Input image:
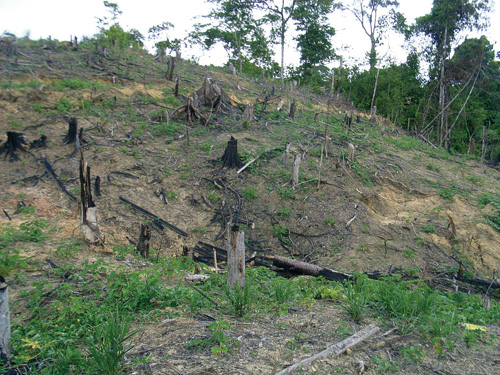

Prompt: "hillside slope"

[1,40,500,375]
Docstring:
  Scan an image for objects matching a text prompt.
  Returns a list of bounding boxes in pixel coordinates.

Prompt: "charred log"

[0,132,27,162]
[29,135,47,149]
[43,157,77,201]
[221,136,243,169]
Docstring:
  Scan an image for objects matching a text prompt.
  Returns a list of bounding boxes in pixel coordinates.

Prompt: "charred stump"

[79,151,101,243]
[64,117,78,144]
[94,176,101,197]
[174,77,179,97]
[136,224,151,259]
[167,57,175,81]
[221,136,243,169]
[0,132,27,162]
[289,101,296,119]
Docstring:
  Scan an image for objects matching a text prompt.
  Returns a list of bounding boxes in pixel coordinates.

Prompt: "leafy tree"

[257,0,298,83]
[94,1,144,53]
[191,0,271,73]
[347,0,400,70]
[293,0,337,82]
[148,22,181,59]
[415,0,490,148]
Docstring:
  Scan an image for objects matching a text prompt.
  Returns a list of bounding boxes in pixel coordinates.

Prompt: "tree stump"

[221,136,243,169]
[136,224,151,259]
[227,224,245,289]
[0,132,27,161]
[64,117,78,144]
[348,143,355,163]
[80,151,101,243]
[289,101,296,119]
[241,103,255,123]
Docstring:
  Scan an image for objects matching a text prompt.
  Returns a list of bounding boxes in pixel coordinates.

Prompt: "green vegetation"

[479,193,500,232]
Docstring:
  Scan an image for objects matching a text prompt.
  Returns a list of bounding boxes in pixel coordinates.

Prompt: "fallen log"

[43,157,77,201]
[273,256,351,282]
[274,324,380,375]
[118,196,188,237]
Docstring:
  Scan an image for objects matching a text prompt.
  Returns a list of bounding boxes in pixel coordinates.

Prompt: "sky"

[1,0,499,69]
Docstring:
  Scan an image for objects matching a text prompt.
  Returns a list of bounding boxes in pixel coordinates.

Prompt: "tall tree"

[148,22,181,59]
[347,0,399,70]
[415,0,490,147]
[293,0,337,81]
[257,0,298,83]
[191,0,270,73]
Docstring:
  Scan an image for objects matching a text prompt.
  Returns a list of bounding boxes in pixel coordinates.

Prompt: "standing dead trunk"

[481,124,487,164]
[167,57,175,81]
[174,77,179,97]
[94,176,101,197]
[80,151,101,243]
[241,104,255,124]
[227,224,245,289]
[292,153,302,189]
[64,117,78,144]
[0,278,10,364]
[370,67,380,121]
[348,143,355,163]
[136,224,151,259]
[221,136,243,169]
[289,101,296,119]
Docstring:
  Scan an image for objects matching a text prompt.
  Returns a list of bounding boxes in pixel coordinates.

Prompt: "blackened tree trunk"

[167,57,175,81]
[136,224,151,259]
[221,136,243,169]
[80,151,101,243]
[94,176,101,197]
[0,132,27,162]
[64,117,78,144]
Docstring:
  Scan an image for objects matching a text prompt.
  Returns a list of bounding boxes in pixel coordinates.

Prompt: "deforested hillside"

[1,37,499,375]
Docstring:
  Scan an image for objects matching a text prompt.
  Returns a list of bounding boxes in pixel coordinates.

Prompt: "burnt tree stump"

[64,117,78,144]
[221,136,243,169]
[80,151,101,243]
[0,132,27,162]
[136,224,151,259]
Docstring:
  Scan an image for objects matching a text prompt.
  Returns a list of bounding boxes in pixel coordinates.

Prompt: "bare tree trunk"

[438,24,448,145]
[370,67,380,120]
[0,279,10,363]
[227,224,245,289]
[481,124,487,164]
[292,153,301,189]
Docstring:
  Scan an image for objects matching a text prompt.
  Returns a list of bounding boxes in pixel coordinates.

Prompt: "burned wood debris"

[118,196,188,237]
[43,157,77,202]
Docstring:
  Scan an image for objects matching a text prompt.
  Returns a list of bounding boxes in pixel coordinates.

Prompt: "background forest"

[40,0,498,163]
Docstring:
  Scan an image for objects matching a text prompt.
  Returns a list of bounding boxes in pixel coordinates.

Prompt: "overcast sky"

[1,0,499,69]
